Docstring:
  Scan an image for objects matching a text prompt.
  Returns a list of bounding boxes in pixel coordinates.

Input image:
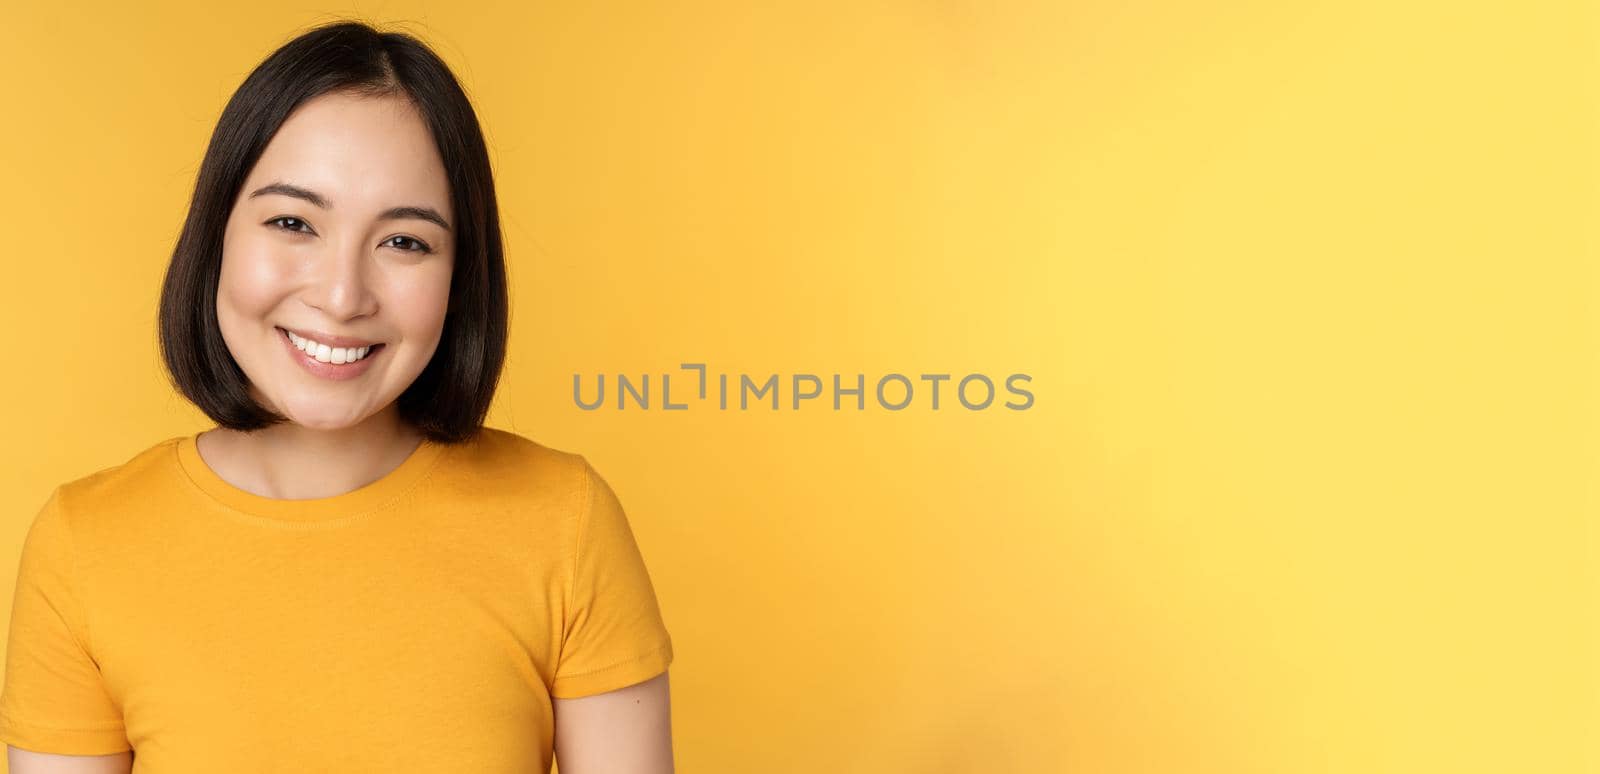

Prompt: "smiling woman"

[213,89,457,430]
[0,19,674,774]
[164,32,486,442]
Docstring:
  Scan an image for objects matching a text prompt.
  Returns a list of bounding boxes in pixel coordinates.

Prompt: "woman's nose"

[301,234,380,320]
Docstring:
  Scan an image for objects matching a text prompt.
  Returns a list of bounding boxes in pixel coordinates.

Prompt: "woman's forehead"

[245,91,452,218]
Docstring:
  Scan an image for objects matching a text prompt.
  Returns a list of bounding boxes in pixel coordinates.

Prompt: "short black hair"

[158,20,507,444]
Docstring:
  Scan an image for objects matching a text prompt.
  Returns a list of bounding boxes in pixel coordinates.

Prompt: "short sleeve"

[550,460,674,699]
[0,487,130,754]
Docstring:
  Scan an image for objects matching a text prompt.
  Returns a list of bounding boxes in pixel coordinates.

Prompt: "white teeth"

[284,329,375,364]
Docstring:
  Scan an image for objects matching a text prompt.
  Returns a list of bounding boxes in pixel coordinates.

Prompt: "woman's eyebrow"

[250,181,329,209]
[248,181,451,232]
[378,205,452,233]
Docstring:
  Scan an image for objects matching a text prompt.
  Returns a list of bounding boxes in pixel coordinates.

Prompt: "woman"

[0,20,674,774]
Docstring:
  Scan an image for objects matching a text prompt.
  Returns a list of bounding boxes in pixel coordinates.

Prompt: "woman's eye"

[267,216,314,234]
[384,235,432,254]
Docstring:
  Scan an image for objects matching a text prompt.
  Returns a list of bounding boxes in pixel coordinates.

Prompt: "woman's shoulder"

[437,425,598,499]
[51,434,188,508]
[454,426,585,470]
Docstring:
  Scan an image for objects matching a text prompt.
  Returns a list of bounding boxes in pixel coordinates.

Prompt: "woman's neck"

[194,410,425,501]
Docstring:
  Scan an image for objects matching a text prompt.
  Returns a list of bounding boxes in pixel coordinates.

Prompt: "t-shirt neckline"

[174,429,448,523]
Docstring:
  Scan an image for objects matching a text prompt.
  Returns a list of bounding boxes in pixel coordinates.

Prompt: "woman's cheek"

[221,237,298,313]
[395,260,453,334]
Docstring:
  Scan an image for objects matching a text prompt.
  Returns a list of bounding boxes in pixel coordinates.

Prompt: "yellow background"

[0,2,1593,772]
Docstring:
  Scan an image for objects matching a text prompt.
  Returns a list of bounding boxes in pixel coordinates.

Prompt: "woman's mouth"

[277,327,385,364]
[276,327,386,381]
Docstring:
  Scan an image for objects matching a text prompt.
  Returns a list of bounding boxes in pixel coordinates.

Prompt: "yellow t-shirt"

[0,427,674,771]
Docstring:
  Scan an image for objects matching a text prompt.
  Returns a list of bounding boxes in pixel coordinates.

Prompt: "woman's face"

[217,90,454,431]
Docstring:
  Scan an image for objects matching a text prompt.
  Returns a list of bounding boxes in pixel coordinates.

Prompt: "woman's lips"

[278,325,383,349]
[276,327,384,381]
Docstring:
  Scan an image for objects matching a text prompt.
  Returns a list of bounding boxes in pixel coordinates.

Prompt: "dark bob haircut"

[158,20,506,444]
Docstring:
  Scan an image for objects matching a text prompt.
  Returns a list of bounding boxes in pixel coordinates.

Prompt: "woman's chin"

[278,402,373,432]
